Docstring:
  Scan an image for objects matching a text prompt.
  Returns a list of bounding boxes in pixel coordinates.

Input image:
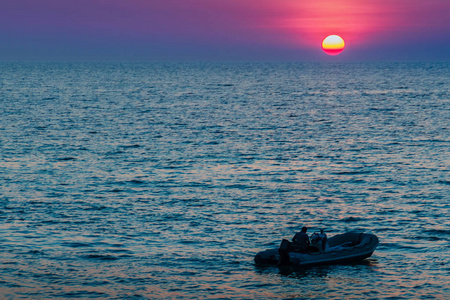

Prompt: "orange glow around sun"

[322,35,345,55]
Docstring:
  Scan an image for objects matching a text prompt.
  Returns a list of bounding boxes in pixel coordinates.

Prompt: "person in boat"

[318,229,328,252]
[292,226,310,252]
[310,229,329,252]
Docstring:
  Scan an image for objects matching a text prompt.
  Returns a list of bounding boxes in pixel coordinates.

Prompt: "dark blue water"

[1,62,449,299]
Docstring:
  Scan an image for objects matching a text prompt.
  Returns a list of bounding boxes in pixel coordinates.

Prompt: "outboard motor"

[278,239,291,265]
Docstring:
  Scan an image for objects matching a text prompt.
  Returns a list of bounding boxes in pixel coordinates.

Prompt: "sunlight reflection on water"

[0,62,449,299]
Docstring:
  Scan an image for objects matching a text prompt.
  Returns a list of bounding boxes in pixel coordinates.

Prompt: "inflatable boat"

[254,232,379,267]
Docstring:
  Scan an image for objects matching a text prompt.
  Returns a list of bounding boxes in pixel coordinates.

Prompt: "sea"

[0,62,449,299]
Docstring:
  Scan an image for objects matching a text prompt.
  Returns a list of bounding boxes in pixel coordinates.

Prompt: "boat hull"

[255,232,379,267]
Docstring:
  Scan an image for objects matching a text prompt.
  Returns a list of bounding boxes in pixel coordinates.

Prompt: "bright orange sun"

[322,35,345,55]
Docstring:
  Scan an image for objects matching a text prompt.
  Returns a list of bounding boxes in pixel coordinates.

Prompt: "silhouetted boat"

[254,232,379,267]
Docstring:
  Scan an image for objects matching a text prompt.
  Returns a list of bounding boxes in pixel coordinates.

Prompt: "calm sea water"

[0,62,449,299]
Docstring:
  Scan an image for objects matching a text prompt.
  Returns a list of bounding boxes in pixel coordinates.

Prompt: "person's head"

[301,226,307,233]
[320,229,324,234]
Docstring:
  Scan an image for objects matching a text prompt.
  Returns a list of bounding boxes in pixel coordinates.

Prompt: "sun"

[322,35,345,56]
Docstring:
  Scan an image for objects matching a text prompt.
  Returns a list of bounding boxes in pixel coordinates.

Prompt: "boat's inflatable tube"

[255,232,378,267]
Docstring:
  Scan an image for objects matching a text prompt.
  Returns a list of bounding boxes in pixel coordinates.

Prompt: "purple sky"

[1,0,449,61]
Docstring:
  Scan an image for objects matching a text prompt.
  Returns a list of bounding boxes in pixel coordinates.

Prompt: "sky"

[0,0,449,61]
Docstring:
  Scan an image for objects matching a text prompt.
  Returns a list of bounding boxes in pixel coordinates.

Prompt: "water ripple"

[0,62,449,299]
